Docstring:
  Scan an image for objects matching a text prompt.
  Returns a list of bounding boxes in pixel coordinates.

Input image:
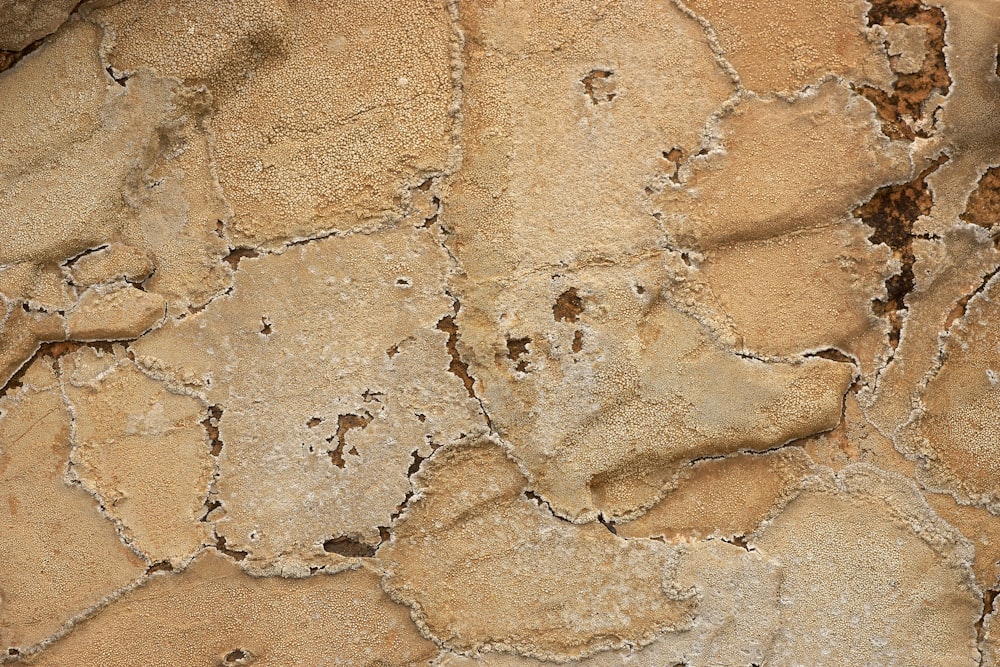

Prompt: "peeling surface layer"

[1,0,998,663]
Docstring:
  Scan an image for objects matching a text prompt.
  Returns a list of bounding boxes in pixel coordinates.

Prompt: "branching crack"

[976,587,998,645]
[435,302,496,432]
[944,264,1000,332]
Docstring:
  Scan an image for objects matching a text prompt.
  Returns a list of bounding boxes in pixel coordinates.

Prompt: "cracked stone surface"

[1,0,998,664]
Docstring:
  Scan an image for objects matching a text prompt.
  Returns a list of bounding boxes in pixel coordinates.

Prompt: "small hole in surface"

[323,536,376,557]
[224,648,251,664]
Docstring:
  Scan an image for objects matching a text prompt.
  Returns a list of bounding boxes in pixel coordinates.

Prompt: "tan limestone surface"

[0,0,998,664]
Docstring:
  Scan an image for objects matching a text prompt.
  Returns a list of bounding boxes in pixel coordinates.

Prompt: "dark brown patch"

[145,561,174,574]
[0,36,44,74]
[976,588,998,643]
[322,535,376,557]
[223,648,252,665]
[223,247,260,270]
[661,148,685,184]
[807,348,856,364]
[571,330,584,353]
[553,287,584,323]
[201,405,224,456]
[506,336,532,372]
[214,534,247,561]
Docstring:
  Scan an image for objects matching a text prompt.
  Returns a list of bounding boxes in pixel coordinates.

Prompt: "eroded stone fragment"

[885,22,929,75]
[0,0,77,50]
[897,275,1000,511]
[681,0,891,93]
[617,449,812,542]
[750,465,982,666]
[132,225,483,571]
[0,359,145,652]
[65,283,165,342]
[95,0,459,247]
[68,244,155,288]
[379,438,697,661]
[22,552,437,666]
[60,347,213,564]
[657,82,910,248]
[698,221,891,372]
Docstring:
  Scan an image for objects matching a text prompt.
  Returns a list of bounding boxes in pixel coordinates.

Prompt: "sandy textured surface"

[1,0,998,664]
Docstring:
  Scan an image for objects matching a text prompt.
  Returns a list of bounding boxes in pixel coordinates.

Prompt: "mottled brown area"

[860,0,951,139]
[854,155,945,344]
[961,166,1000,230]
[553,287,585,323]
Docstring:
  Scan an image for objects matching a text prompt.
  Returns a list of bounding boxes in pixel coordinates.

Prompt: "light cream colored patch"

[0,359,146,651]
[60,347,213,565]
[131,224,484,572]
[750,465,982,666]
[433,540,783,667]
[447,0,735,283]
[379,437,697,661]
[21,552,437,666]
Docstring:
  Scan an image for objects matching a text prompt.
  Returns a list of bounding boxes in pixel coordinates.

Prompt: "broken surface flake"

[379,438,697,660]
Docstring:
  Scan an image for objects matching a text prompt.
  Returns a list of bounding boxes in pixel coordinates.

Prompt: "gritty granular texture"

[0,0,998,665]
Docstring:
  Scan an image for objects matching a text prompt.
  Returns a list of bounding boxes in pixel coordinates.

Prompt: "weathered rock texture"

[0,0,997,664]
